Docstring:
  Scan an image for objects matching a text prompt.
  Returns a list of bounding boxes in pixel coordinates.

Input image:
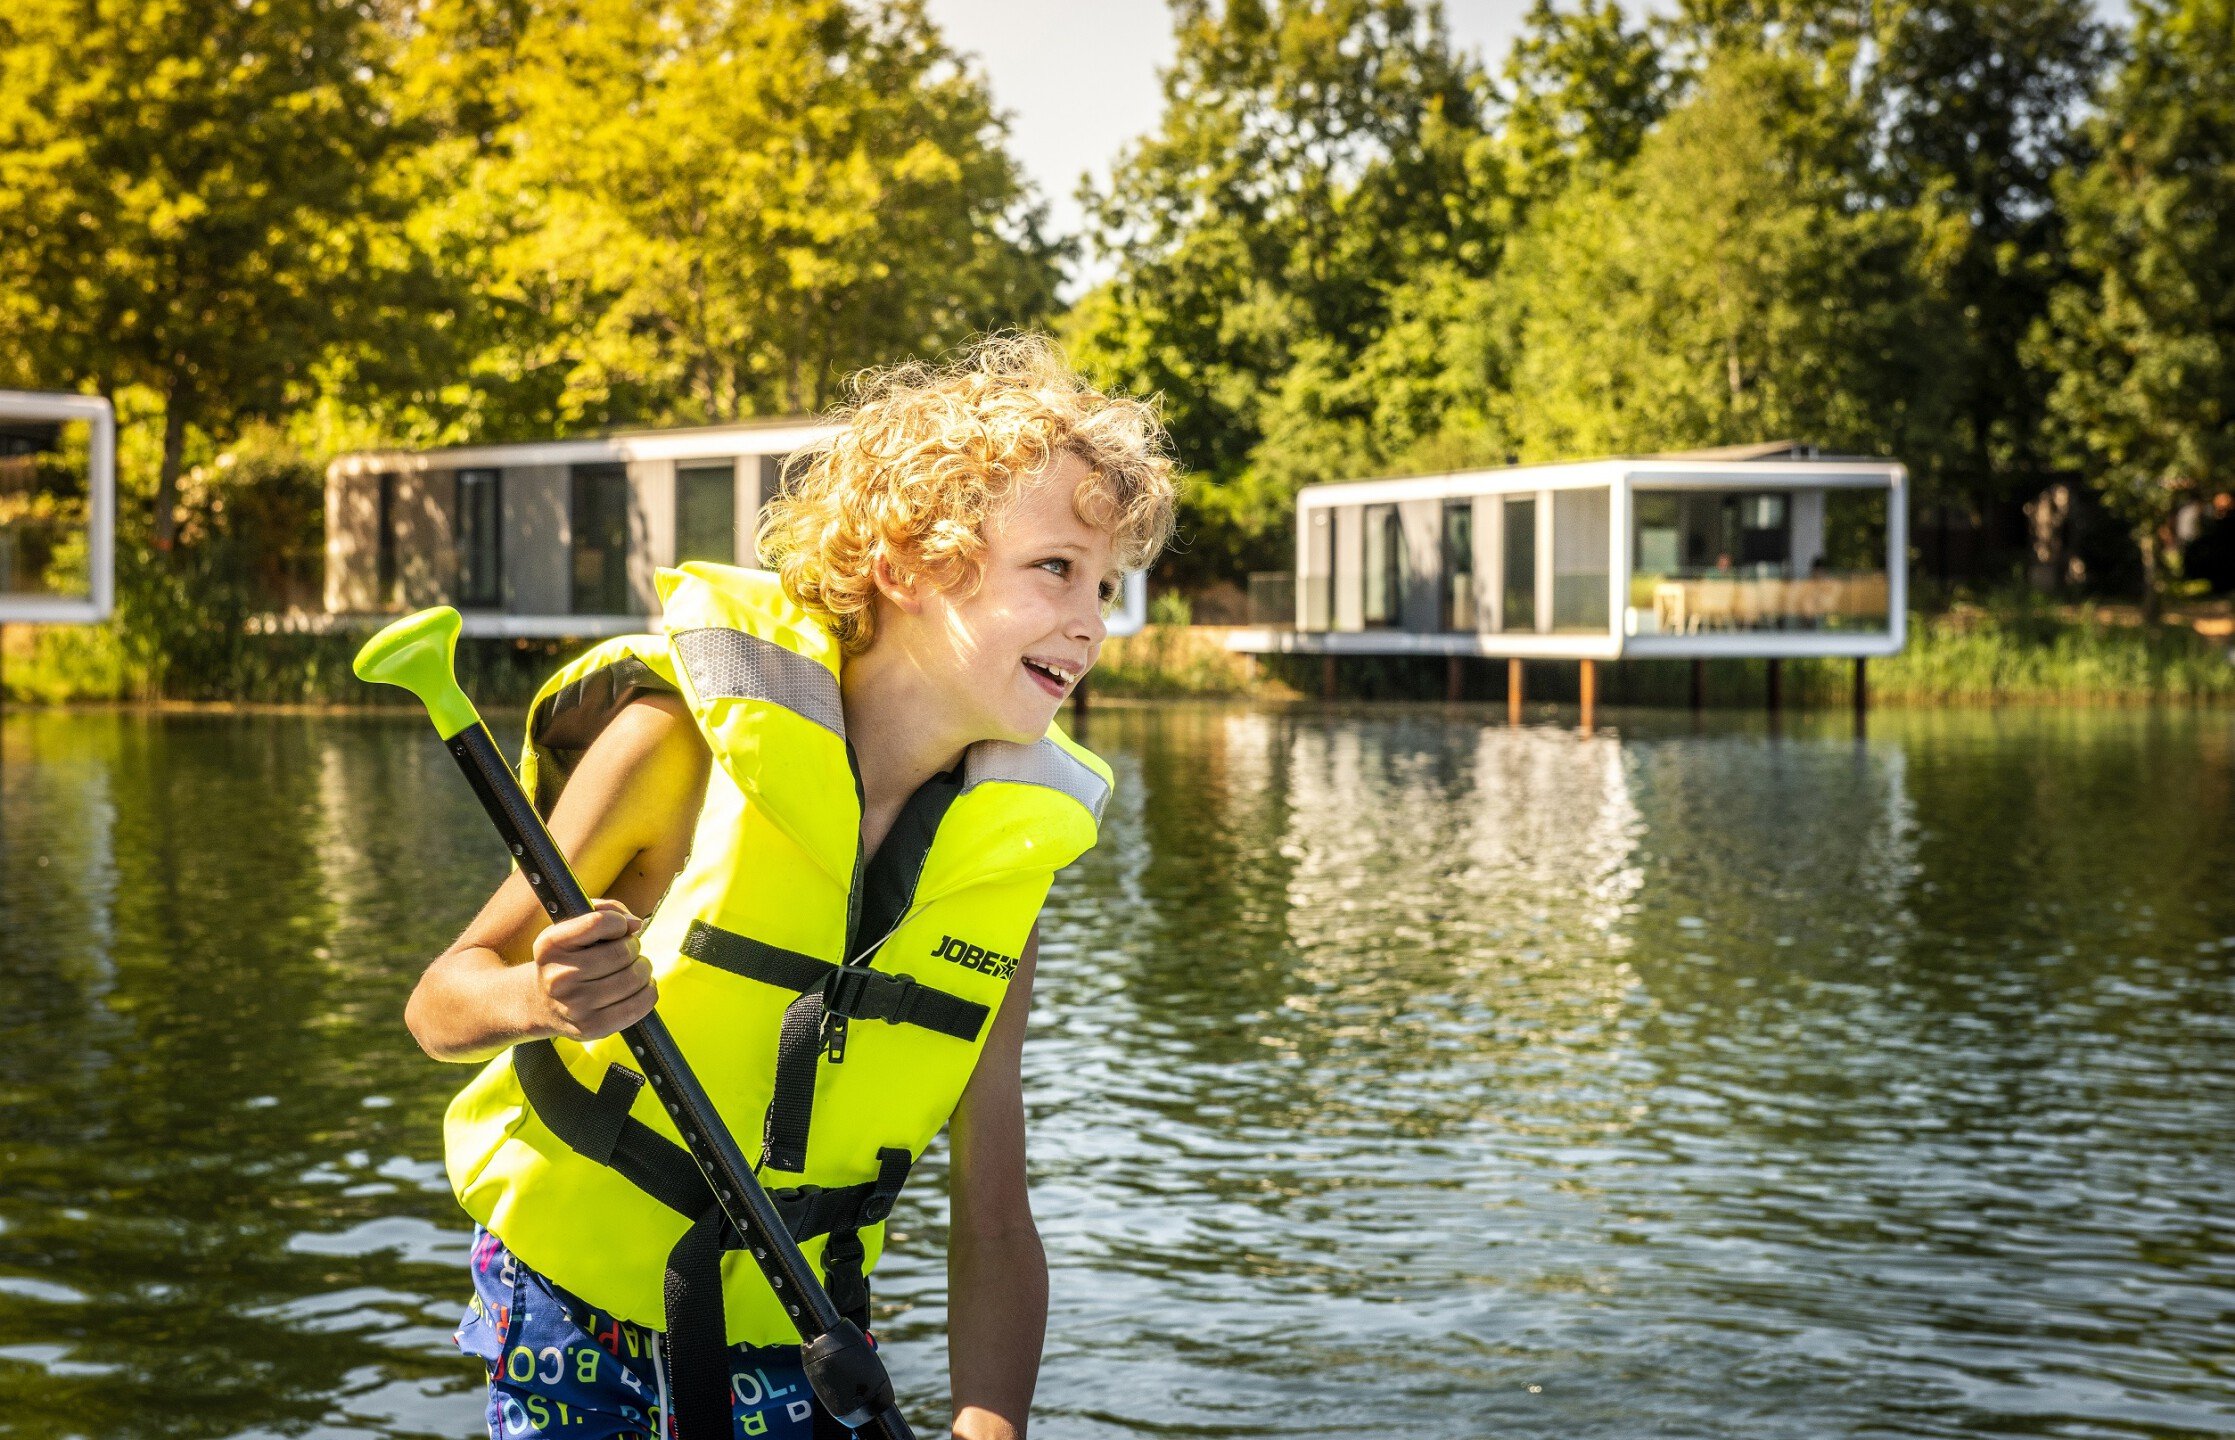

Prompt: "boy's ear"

[871,549,927,615]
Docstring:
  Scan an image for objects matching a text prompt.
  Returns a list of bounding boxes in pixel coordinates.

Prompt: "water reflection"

[2,707,2229,1439]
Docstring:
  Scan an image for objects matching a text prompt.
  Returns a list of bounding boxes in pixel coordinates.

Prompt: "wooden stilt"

[1445,654,1464,704]
[1690,657,1705,711]
[1766,657,1783,717]
[1320,654,1337,702]
[1507,658,1524,726]
[1069,673,1089,728]
[1853,656,1868,734]
[1578,658,1596,735]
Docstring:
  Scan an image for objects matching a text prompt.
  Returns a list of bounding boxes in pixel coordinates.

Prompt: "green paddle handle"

[352,607,482,740]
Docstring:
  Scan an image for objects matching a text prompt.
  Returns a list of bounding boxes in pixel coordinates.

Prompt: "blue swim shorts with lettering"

[454,1225,852,1439]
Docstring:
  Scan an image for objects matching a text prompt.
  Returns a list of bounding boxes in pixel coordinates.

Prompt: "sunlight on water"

[2,706,2230,1438]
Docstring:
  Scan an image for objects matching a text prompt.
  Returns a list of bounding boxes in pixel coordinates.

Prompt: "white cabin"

[1232,444,1907,661]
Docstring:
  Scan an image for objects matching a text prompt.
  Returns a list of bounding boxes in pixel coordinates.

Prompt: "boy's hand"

[529,898,657,1041]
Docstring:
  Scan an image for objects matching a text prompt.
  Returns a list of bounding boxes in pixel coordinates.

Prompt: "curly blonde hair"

[758,334,1178,653]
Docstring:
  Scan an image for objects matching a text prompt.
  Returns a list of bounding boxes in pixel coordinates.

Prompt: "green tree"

[1495,0,1668,210]
[1070,0,1493,487]
[1873,0,2111,505]
[1239,0,1668,511]
[2032,0,2235,615]
[0,0,418,546]
[1496,46,1960,462]
[348,0,1061,441]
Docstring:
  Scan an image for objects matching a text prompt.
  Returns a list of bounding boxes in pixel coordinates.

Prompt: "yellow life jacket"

[442,564,1110,1346]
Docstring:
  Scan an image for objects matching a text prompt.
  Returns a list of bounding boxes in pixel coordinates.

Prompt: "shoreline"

[8,601,2234,710]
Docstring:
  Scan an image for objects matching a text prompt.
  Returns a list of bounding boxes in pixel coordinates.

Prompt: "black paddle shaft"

[444,721,914,1440]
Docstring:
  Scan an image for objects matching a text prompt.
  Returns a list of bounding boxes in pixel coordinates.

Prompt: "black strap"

[514,1040,908,1240]
[817,1147,911,1325]
[765,989,829,1175]
[680,922,830,992]
[513,1041,914,1440]
[663,1207,734,1440]
[686,921,990,1042]
[686,913,988,1176]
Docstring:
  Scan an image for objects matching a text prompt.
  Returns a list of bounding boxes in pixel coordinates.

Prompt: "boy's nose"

[1072,599,1107,649]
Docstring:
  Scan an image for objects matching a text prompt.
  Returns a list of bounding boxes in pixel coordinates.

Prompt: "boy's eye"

[1038,557,1071,578]
[1097,576,1120,605]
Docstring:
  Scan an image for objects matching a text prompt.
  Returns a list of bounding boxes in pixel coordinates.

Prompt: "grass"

[1863,601,2235,704]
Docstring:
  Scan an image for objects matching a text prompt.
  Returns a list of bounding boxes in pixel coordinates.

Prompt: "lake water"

[2,705,2230,1439]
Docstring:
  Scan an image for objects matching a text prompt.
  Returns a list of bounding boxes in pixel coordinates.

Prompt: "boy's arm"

[404,693,708,1063]
[946,926,1047,1440]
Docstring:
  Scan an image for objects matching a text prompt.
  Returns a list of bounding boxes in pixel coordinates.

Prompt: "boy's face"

[896,451,1119,745]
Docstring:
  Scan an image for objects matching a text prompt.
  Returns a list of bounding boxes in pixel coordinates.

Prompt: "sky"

[918,0,2130,297]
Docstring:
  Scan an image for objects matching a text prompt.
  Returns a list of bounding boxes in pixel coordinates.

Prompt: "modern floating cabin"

[322,418,1150,639]
[1231,443,1908,717]
[324,419,835,637]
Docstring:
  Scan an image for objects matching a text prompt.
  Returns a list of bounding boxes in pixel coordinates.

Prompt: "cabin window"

[675,461,736,565]
[1362,503,1403,627]
[1628,486,1889,635]
[570,463,631,615]
[1552,487,1611,632]
[1500,496,1536,632]
[1441,500,1474,631]
[455,468,501,608]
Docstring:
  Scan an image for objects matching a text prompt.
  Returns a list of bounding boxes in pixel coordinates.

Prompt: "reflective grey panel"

[963,738,1110,825]
[671,627,845,737]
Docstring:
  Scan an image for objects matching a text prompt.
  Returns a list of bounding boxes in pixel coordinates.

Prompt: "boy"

[405,336,1176,1440]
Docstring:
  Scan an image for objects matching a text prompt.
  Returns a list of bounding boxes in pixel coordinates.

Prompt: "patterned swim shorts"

[454,1226,850,1439]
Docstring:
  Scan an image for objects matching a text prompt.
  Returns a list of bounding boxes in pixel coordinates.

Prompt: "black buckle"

[823,966,916,1026]
[769,1182,823,1240]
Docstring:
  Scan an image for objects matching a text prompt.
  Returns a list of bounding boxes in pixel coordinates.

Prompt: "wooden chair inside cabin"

[1689,579,1736,631]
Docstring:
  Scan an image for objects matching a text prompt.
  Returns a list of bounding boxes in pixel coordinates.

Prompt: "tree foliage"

[0,0,417,543]
[1068,0,1492,487]
[2032,0,2235,612]
[1498,47,1960,461]
[334,0,1060,444]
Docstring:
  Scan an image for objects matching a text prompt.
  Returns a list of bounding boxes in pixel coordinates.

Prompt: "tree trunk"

[154,383,189,551]
[2138,526,2162,623]
[2024,483,2072,594]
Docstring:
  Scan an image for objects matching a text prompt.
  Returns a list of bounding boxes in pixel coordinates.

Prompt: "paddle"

[355,607,915,1440]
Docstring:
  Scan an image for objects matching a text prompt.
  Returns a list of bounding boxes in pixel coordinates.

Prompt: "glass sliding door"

[1361,503,1404,627]
[455,468,501,607]
[1441,499,1474,631]
[570,462,631,615]
[1501,496,1536,632]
